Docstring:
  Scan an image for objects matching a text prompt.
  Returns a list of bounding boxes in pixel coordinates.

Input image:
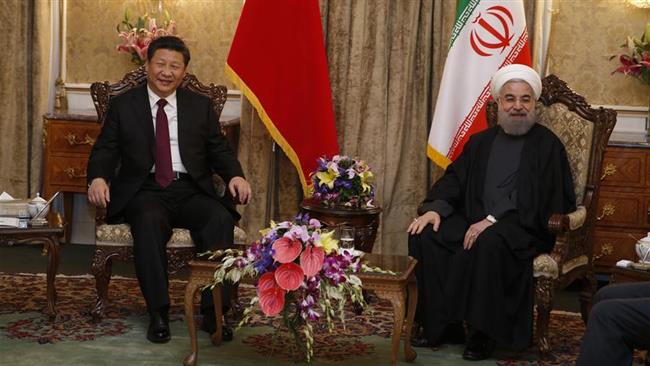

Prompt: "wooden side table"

[182,254,418,366]
[357,254,418,366]
[609,266,650,284]
[0,225,65,318]
[183,260,224,366]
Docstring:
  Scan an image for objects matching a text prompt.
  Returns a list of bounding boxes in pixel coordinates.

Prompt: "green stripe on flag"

[448,0,480,50]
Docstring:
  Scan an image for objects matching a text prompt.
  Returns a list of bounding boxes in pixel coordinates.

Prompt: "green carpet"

[0,273,594,366]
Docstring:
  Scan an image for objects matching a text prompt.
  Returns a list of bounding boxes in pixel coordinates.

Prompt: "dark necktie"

[155,99,173,187]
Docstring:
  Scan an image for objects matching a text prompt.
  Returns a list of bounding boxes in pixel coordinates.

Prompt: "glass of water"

[338,226,355,252]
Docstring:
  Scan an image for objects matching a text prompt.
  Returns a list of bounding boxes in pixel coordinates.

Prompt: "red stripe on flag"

[226,0,339,195]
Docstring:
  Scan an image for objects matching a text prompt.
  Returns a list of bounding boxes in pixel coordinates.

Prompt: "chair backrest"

[90,65,228,125]
[487,74,616,206]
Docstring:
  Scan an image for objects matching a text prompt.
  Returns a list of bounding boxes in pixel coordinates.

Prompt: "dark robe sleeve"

[417,136,475,216]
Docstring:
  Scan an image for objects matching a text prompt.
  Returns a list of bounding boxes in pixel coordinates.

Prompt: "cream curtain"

[0,0,51,197]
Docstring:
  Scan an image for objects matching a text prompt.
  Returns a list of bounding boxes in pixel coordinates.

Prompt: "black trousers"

[577,282,650,366]
[408,213,534,350]
[123,175,235,314]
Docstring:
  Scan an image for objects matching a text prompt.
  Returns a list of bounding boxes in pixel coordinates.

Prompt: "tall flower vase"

[300,198,382,253]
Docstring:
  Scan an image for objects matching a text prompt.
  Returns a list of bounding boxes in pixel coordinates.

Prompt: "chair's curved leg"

[91,246,117,321]
[579,270,596,324]
[535,277,554,354]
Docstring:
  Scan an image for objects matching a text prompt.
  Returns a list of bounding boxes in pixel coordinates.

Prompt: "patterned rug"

[0,272,641,365]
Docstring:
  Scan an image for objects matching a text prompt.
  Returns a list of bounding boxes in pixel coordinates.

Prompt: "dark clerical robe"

[409,123,576,350]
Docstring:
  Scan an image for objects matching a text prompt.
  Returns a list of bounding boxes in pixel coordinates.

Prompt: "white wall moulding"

[595,105,649,135]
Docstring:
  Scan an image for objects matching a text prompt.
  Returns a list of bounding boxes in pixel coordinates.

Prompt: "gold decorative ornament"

[600,163,617,180]
[593,242,614,260]
[596,203,616,221]
[65,133,96,146]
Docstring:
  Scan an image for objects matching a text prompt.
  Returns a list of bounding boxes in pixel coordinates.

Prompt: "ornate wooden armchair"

[487,74,616,353]
[89,66,246,319]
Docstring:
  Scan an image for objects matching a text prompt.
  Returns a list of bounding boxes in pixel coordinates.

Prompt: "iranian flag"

[428,0,532,168]
[226,0,339,195]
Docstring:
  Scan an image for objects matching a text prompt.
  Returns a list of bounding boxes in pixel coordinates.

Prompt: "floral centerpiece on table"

[211,214,365,362]
[115,9,178,66]
[611,22,650,85]
[310,155,375,208]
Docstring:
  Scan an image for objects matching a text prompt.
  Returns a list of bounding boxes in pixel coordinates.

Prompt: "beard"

[497,109,537,136]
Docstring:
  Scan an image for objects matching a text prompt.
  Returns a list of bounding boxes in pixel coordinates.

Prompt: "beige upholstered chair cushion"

[96,224,247,247]
[533,250,589,280]
[536,103,594,204]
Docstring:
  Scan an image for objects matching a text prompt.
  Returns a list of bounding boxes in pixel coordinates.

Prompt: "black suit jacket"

[87,84,244,223]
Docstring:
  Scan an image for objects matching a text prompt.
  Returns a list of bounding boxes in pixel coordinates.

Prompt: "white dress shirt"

[147,85,188,174]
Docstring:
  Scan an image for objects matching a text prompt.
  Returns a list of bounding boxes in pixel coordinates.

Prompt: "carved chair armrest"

[548,205,587,234]
[545,205,587,266]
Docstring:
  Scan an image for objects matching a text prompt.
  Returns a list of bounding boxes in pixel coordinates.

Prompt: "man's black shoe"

[201,309,233,342]
[410,323,465,348]
[410,334,432,348]
[147,311,171,343]
[221,326,233,342]
[462,337,495,361]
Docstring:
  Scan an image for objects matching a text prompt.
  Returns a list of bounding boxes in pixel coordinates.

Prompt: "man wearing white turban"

[407,64,576,360]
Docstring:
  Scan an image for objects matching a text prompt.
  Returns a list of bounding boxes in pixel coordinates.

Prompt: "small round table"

[300,198,382,253]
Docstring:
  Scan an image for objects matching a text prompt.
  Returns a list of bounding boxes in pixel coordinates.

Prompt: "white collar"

[147,85,177,109]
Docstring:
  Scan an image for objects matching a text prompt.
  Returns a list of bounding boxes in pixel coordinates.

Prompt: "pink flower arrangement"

[212,214,365,362]
[611,22,650,85]
[115,9,178,66]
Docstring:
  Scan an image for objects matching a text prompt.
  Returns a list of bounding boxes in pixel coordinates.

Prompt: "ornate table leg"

[211,284,223,346]
[44,236,60,319]
[404,278,417,362]
[375,289,406,366]
[183,273,202,366]
[183,263,223,366]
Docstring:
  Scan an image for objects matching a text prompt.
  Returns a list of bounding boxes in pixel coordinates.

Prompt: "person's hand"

[463,219,493,250]
[228,176,251,205]
[407,211,440,235]
[88,178,110,208]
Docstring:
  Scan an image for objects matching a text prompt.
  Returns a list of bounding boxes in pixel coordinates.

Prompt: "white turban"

[490,64,542,100]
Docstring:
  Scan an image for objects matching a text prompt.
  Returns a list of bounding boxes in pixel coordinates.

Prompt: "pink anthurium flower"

[300,245,325,277]
[272,237,302,263]
[274,263,304,291]
[257,272,278,295]
[259,287,286,316]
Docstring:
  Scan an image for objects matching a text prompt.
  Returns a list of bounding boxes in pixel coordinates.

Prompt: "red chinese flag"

[226,0,339,195]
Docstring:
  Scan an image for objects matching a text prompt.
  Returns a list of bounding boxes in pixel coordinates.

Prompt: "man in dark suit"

[87,36,251,344]
[577,282,650,366]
